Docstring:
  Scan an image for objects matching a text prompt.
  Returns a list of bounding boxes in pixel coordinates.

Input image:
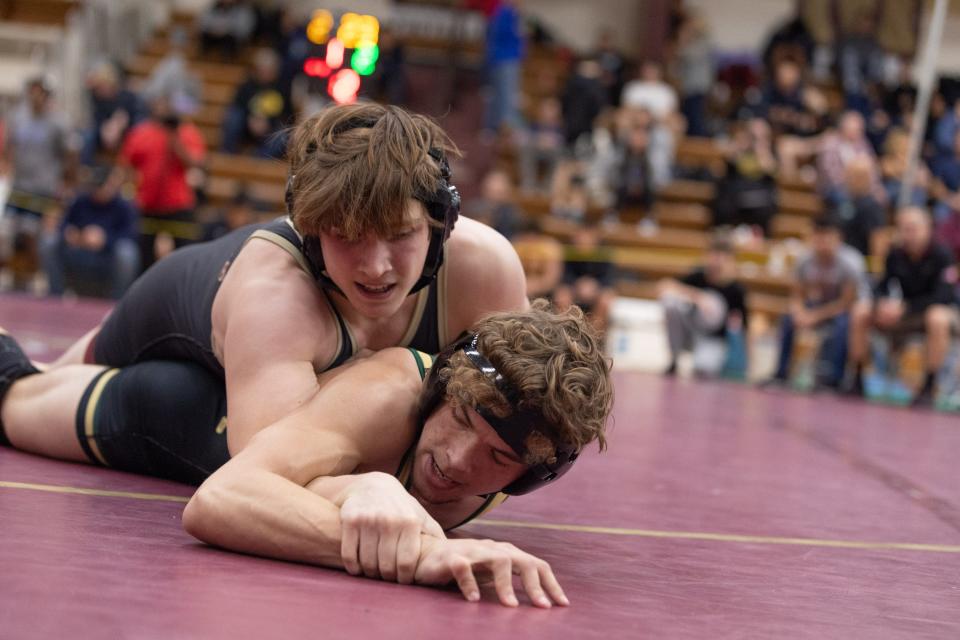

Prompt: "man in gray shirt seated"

[770,216,858,388]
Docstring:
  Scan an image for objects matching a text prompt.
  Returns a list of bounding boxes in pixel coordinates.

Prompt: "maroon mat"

[1,294,958,639]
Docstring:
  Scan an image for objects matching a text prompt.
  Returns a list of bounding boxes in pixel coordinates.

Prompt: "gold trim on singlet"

[83,368,121,466]
[246,229,313,277]
[436,260,450,348]
[317,291,347,372]
[398,287,430,347]
[246,225,351,371]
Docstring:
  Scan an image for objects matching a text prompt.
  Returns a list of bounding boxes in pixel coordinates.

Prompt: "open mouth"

[427,454,460,490]
[355,282,396,297]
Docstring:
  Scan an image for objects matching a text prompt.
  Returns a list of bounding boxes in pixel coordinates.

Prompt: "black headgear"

[284,120,460,296]
[418,334,580,496]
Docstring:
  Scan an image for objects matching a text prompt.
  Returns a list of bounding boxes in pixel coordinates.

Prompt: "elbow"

[182,480,224,542]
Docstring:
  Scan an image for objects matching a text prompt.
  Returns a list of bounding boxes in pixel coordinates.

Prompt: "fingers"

[491,557,519,607]
[377,530,399,583]
[359,527,381,579]
[519,564,551,609]
[340,522,361,576]
[449,557,481,603]
[395,524,421,585]
[538,562,570,607]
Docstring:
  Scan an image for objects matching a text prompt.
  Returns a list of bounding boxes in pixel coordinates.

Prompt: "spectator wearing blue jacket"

[39,166,140,299]
[484,0,526,135]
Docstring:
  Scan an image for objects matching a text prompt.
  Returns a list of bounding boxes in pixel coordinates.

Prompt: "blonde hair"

[440,300,613,463]
[286,103,460,239]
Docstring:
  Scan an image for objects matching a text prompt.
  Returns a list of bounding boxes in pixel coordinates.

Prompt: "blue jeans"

[40,235,140,299]
[775,312,850,387]
[681,93,708,137]
[484,60,522,132]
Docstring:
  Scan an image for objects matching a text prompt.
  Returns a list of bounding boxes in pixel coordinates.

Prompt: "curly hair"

[285,103,460,239]
[439,300,613,464]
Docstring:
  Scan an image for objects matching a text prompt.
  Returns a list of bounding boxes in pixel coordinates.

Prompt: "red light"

[328,69,361,104]
[303,58,332,77]
[325,38,345,69]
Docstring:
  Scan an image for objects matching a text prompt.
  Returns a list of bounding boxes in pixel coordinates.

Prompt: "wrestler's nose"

[445,430,480,480]
[357,237,392,280]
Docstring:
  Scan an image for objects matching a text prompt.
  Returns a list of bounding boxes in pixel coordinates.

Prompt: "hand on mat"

[339,472,446,584]
[414,537,569,609]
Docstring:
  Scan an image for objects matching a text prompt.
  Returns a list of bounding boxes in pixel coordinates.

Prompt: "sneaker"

[841,373,864,397]
[760,376,788,389]
[912,383,936,409]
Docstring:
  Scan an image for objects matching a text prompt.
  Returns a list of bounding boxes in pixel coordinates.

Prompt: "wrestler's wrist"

[334,471,404,506]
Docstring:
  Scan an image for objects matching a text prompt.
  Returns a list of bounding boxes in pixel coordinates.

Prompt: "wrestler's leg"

[1,330,103,460]
[2,363,105,461]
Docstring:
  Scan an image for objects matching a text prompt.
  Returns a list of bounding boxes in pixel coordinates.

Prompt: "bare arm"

[808,280,856,323]
[183,351,423,566]
[182,352,566,606]
[445,218,530,340]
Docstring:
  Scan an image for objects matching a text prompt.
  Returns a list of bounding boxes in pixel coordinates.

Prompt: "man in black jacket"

[847,207,959,405]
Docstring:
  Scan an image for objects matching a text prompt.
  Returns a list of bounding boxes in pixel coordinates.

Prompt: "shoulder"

[217,239,340,363]
[444,216,528,320]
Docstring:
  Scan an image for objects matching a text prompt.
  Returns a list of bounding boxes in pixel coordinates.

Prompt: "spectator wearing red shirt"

[118,96,205,270]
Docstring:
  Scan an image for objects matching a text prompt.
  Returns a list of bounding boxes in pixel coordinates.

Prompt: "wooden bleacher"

[0,0,77,25]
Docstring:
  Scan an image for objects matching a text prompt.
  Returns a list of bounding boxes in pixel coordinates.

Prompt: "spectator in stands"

[933,97,960,162]
[82,61,144,165]
[712,118,778,236]
[763,58,824,138]
[935,194,960,265]
[769,216,857,389]
[483,0,526,136]
[1,77,76,282]
[619,100,675,190]
[465,168,523,240]
[202,185,258,242]
[553,222,616,333]
[199,0,256,59]
[930,129,960,222]
[561,58,607,148]
[817,111,886,207]
[591,27,626,107]
[582,109,621,207]
[837,6,884,108]
[657,236,748,377]
[847,207,958,406]
[365,27,407,106]
[118,95,206,270]
[834,155,887,257]
[761,14,815,74]
[512,221,564,300]
[621,60,678,124]
[222,48,291,158]
[519,98,565,193]
[882,128,928,209]
[39,166,139,299]
[141,27,203,117]
[550,164,590,224]
[673,9,714,137]
[613,122,655,218]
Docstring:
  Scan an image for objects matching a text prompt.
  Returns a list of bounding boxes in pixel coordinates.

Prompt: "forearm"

[169,137,201,168]
[184,469,346,567]
[809,299,850,323]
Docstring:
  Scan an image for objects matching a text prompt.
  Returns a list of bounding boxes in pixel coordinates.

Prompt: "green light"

[351,45,379,76]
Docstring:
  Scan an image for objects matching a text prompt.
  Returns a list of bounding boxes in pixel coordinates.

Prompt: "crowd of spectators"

[0,0,958,409]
